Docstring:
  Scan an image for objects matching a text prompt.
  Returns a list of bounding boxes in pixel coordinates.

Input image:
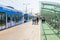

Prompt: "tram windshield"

[24,15,28,20]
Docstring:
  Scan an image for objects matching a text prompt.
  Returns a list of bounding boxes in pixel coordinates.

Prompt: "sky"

[0,0,60,14]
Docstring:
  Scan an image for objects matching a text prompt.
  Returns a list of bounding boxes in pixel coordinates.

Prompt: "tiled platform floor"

[0,21,41,40]
[41,22,60,40]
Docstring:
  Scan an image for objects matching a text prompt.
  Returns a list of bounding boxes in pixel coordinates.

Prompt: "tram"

[0,5,23,30]
[24,13,29,22]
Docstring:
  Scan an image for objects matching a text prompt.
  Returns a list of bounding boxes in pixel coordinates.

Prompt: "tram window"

[0,15,1,19]
[7,14,15,22]
[12,15,14,21]
[19,16,23,20]
[0,12,6,26]
[7,15,10,22]
[16,14,19,22]
[12,17,14,21]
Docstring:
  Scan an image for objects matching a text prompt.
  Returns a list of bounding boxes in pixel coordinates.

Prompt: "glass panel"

[44,5,55,9]
[55,7,60,11]
[42,9,54,12]
[41,4,44,8]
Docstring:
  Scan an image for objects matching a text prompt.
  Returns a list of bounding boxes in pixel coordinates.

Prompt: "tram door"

[0,12,6,30]
[11,15,15,26]
[7,14,10,27]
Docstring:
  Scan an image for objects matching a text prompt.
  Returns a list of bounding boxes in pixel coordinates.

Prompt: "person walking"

[36,17,39,24]
[32,16,36,25]
[41,17,45,23]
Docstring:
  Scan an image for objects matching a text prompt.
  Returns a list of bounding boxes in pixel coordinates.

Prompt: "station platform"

[0,21,41,40]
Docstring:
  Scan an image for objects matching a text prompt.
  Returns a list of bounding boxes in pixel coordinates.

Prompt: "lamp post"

[23,3,30,13]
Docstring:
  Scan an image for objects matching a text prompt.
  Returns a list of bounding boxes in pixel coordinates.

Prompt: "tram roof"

[41,1,60,7]
[24,13,29,15]
[0,5,23,15]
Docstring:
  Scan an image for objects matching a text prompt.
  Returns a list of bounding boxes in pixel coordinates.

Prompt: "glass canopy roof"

[41,1,60,12]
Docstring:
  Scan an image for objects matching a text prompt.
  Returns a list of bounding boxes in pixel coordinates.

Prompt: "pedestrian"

[36,17,39,24]
[32,16,36,25]
[41,17,45,23]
